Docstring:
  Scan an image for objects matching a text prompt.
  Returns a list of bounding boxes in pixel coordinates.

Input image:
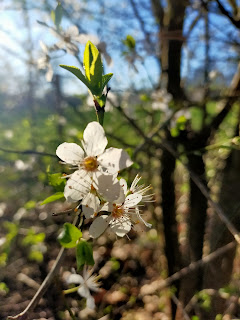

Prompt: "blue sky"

[0,0,239,96]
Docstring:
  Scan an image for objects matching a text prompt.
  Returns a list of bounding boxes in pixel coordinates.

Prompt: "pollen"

[112,205,124,219]
[83,156,98,172]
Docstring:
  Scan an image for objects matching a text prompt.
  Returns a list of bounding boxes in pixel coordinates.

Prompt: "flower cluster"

[56,121,153,238]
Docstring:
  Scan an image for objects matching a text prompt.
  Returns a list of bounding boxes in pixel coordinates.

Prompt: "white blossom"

[37,41,53,82]
[52,25,99,55]
[56,122,132,206]
[56,121,133,178]
[151,89,172,114]
[88,175,153,238]
[67,267,100,309]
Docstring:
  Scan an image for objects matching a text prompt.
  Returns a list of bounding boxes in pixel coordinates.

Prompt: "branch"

[129,0,152,50]
[161,141,240,244]
[0,147,56,158]
[140,240,236,296]
[216,0,240,29]
[7,215,79,320]
[203,62,240,137]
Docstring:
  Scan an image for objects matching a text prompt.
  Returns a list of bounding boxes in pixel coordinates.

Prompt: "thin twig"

[161,141,240,244]
[0,147,56,158]
[140,240,236,296]
[172,294,191,320]
[7,215,79,320]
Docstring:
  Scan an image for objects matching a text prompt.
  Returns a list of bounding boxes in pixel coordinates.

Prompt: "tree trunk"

[203,145,240,318]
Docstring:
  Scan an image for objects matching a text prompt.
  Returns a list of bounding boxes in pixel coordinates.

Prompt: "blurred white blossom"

[37,41,53,82]
[151,89,172,114]
[67,267,101,309]
[52,25,99,55]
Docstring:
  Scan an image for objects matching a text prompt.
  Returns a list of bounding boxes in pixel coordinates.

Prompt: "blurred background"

[0,0,240,319]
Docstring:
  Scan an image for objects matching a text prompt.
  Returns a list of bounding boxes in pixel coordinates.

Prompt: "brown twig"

[0,146,56,158]
[7,215,79,320]
[140,240,236,296]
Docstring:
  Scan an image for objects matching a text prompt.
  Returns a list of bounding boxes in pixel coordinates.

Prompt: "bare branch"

[216,0,240,29]
[140,240,236,296]
[0,147,56,158]
[7,215,79,320]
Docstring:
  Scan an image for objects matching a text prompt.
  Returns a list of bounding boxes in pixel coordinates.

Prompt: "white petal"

[110,217,131,237]
[56,142,84,165]
[82,122,108,157]
[67,274,84,285]
[89,215,110,238]
[119,178,128,195]
[78,284,90,299]
[86,295,96,309]
[124,193,142,208]
[82,205,94,219]
[64,170,91,202]
[95,173,122,202]
[98,148,133,174]
[66,25,79,37]
[81,192,100,210]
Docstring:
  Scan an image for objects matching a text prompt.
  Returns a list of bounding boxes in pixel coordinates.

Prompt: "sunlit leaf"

[76,240,94,270]
[60,65,91,89]
[58,223,82,248]
[101,73,113,91]
[83,41,103,95]
[48,172,65,192]
[41,192,64,205]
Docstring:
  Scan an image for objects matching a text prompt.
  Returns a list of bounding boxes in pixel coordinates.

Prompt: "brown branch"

[216,0,240,29]
[129,0,152,50]
[140,240,236,296]
[7,215,79,320]
[161,141,240,244]
[0,146,56,158]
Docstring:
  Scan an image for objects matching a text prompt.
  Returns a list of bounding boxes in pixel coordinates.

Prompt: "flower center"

[112,204,124,219]
[83,156,98,172]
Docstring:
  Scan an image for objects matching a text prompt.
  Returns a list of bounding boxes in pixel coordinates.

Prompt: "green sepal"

[83,41,103,96]
[76,240,95,270]
[101,73,113,91]
[58,223,82,248]
[41,192,65,205]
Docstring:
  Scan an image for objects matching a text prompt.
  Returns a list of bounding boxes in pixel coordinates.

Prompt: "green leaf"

[122,35,136,50]
[101,73,113,91]
[58,223,82,248]
[83,41,103,96]
[0,282,9,295]
[24,200,36,210]
[76,240,94,270]
[60,65,91,90]
[48,172,65,192]
[29,250,44,262]
[41,192,64,205]
[22,230,45,246]
[190,107,204,132]
[51,2,63,29]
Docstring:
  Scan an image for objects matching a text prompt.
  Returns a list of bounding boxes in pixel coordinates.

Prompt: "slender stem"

[7,215,79,320]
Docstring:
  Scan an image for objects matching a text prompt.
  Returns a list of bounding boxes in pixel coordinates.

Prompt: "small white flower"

[67,267,101,309]
[64,172,122,217]
[52,25,99,55]
[37,41,53,82]
[56,121,132,180]
[89,175,153,238]
[151,89,172,113]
